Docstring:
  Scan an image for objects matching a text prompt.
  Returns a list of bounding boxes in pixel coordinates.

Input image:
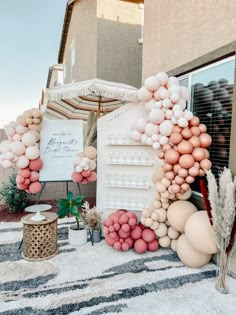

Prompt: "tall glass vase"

[215,249,230,294]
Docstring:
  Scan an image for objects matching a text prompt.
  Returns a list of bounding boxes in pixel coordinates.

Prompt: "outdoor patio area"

[0,209,236,315]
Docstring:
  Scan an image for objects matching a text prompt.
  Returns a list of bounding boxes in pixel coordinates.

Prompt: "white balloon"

[145,122,159,137]
[131,130,142,142]
[171,116,178,125]
[153,90,161,101]
[146,137,153,146]
[159,120,174,136]
[153,142,160,150]
[174,109,184,119]
[156,72,169,86]
[159,136,168,145]
[75,165,82,172]
[170,92,181,103]
[168,84,181,94]
[152,134,159,141]
[144,76,161,91]
[165,110,173,119]
[172,104,182,112]
[162,99,172,109]
[2,160,13,168]
[184,111,194,121]
[160,89,170,100]
[178,117,188,127]
[148,109,165,124]
[5,152,14,160]
[153,101,162,109]
[141,134,148,144]
[138,87,153,102]
[167,77,179,87]
[136,118,147,132]
[145,98,156,112]
[177,98,187,110]
[80,160,87,168]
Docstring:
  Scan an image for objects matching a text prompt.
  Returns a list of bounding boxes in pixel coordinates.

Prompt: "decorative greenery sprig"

[206,168,236,254]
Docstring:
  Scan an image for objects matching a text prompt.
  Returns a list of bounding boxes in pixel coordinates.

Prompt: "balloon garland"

[71,146,97,184]
[103,72,218,267]
[0,108,44,194]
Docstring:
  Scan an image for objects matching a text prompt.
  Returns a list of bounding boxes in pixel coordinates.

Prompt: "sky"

[0,0,66,128]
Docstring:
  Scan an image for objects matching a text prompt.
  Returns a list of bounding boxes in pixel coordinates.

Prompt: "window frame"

[178,55,235,196]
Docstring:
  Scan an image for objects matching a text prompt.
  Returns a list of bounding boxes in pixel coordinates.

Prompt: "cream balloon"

[185,211,218,254]
[177,234,211,268]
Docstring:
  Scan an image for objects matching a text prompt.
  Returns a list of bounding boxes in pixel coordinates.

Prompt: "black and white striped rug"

[0,218,236,315]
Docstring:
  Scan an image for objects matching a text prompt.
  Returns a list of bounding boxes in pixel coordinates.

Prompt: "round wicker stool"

[21,212,58,261]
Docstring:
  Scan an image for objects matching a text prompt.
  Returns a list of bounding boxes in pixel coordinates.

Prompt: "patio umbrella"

[44,78,139,121]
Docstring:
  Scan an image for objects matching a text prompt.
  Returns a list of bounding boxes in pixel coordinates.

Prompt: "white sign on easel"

[39,120,83,181]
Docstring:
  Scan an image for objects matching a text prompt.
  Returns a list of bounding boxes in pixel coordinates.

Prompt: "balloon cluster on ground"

[0,108,44,194]
[71,146,97,184]
[103,209,159,253]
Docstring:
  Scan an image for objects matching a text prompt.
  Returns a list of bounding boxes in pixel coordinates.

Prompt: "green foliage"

[0,170,29,212]
[56,191,84,229]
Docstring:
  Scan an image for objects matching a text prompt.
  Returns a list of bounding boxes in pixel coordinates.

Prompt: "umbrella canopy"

[44,78,139,121]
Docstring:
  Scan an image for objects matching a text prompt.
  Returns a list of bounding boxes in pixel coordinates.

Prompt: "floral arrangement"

[206,167,236,292]
[81,201,102,230]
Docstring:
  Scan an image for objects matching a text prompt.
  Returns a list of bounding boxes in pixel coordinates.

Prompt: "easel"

[35,181,82,204]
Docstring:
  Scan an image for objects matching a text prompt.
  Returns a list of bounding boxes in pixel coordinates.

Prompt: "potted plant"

[81,201,102,245]
[56,191,87,246]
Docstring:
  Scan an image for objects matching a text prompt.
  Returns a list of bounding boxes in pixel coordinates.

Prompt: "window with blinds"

[179,56,235,193]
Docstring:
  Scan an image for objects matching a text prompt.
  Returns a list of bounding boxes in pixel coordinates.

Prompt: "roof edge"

[58,0,78,64]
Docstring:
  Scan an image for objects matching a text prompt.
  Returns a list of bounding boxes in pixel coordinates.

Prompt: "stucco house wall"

[142,0,236,79]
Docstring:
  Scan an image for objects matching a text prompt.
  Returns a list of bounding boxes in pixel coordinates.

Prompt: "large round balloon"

[185,211,218,254]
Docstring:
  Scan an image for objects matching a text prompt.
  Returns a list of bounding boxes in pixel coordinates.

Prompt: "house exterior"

[37,0,144,201]
[141,0,236,276]
[54,0,143,88]
[142,0,236,176]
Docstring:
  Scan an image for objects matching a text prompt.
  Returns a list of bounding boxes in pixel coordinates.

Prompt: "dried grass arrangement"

[81,201,102,231]
[206,167,236,293]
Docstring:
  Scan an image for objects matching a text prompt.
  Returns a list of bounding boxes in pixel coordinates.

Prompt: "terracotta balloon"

[170,132,183,145]
[192,148,206,162]
[177,140,193,154]
[165,149,179,164]
[199,133,212,148]
[179,154,195,169]
[189,116,200,126]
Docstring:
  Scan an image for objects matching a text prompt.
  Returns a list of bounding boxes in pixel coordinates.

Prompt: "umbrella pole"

[98,96,101,118]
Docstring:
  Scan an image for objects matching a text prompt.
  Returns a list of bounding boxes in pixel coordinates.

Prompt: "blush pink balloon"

[29,182,42,194]
[81,170,92,178]
[147,239,159,252]
[134,239,148,254]
[142,229,156,243]
[71,172,83,183]
[86,172,97,182]
[29,158,43,171]
[131,226,142,240]
[30,171,40,182]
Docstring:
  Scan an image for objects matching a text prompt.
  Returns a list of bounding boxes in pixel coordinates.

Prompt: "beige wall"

[63,0,97,83]
[63,0,142,87]
[142,0,236,79]
[97,0,142,87]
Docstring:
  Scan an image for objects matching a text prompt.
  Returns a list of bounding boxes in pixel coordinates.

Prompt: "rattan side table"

[21,212,58,261]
